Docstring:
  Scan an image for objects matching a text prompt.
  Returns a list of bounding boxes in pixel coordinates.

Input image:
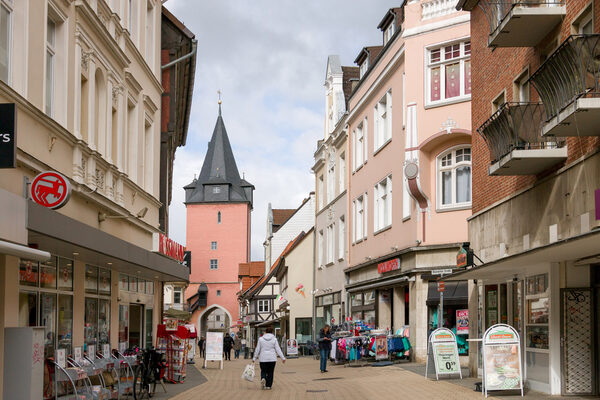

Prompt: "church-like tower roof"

[184,105,254,206]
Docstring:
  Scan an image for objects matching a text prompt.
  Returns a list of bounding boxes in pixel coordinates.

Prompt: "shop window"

[323,294,333,306]
[363,291,376,306]
[58,294,73,355]
[526,274,549,350]
[119,304,129,344]
[437,146,471,209]
[57,258,73,291]
[40,258,57,289]
[146,281,154,294]
[351,294,363,307]
[295,318,312,343]
[138,279,146,293]
[85,265,98,294]
[129,276,138,292]
[19,259,39,287]
[19,291,37,327]
[85,297,98,346]
[145,308,153,348]
[40,293,56,357]
[119,274,130,291]
[99,299,110,345]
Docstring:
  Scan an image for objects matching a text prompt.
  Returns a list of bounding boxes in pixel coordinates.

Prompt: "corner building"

[455,0,600,395]
[344,3,472,363]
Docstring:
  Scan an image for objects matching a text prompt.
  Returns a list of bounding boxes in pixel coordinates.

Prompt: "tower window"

[211,241,217,250]
[210,259,218,270]
[217,211,221,224]
[217,290,221,296]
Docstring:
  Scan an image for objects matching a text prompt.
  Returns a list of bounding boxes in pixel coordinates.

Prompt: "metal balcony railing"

[530,35,600,122]
[479,0,564,37]
[477,102,565,162]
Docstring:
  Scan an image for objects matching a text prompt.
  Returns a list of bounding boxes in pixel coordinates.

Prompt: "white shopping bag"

[242,363,255,382]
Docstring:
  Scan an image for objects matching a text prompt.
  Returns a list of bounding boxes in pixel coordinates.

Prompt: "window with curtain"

[438,146,471,209]
[374,175,392,231]
[427,40,471,105]
[353,194,367,242]
[374,90,392,151]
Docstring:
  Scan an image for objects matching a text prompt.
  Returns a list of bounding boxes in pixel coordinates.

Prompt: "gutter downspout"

[161,39,197,70]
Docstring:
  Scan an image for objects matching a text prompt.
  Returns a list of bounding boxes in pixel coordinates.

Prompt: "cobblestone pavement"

[165,356,499,400]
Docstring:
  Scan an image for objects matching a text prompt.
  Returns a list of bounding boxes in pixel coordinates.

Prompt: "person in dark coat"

[223,333,234,361]
[198,336,205,358]
[318,325,332,372]
[233,334,242,359]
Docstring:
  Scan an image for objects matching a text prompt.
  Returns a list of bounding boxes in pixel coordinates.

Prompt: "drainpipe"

[161,39,197,70]
[312,223,317,345]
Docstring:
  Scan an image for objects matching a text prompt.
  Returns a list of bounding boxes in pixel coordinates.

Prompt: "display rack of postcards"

[89,348,119,399]
[111,351,135,398]
[156,324,190,383]
[53,356,93,400]
[68,355,112,400]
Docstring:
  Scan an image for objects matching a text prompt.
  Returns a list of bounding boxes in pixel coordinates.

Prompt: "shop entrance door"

[561,288,595,395]
[129,304,143,349]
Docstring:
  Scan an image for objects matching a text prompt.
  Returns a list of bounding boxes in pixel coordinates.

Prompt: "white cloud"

[167,0,398,259]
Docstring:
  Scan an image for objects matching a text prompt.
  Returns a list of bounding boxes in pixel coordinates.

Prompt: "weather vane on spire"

[217,90,222,116]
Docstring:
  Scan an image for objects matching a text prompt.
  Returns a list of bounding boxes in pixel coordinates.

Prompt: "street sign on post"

[431,269,452,328]
[437,281,445,292]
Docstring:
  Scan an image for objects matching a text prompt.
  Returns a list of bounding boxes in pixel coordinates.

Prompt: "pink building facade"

[184,106,254,336]
[345,2,472,362]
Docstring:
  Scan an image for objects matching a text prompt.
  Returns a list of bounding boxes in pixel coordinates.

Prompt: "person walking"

[318,325,332,373]
[233,334,242,359]
[223,333,234,361]
[252,326,286,390]
[198,336,205,358]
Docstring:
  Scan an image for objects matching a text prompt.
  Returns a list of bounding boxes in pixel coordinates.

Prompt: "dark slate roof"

[184,105,254,205]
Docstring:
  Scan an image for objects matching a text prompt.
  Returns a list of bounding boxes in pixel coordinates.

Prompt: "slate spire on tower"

[184,102,254,207]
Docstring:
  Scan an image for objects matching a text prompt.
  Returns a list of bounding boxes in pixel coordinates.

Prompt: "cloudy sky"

[166,0,398,260]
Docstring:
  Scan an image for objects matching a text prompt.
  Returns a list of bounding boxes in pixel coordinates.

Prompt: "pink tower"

[184,104,254,336]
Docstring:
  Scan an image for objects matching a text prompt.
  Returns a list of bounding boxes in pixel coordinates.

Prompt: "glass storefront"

[85,265,111,347]
[350,290,376,327]
[316,292,342,332]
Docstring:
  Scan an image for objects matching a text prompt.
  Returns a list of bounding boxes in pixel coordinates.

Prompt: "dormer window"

[384,23,395,45]
[212,186,221,194]
[359,60,368,78]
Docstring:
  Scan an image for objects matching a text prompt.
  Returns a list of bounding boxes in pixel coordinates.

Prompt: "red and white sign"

[438,281,445,292]
[30,171,71,209]
[378,258,400,274]
[152,232,186,262]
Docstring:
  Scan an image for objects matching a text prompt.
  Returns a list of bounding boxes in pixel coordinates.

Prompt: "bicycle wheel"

[133,365,150,400]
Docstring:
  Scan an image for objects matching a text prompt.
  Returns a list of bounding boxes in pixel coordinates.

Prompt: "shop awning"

[255,317,281,327]
[164,308,192,320]
[0,239,51,261]
[445,229,600,282]
[426,281,468,306]
[346,275,411,293]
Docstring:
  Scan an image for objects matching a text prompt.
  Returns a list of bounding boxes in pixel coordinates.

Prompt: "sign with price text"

[426,328,462,380]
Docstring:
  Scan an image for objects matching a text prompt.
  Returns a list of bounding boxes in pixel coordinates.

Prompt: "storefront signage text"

[426,328,462,380]
[30,171,71,209]
[482,324,523,396]
[378,258,400,274]
[152,232,186,262]
[0,103,16,169]
[456,310,469,335]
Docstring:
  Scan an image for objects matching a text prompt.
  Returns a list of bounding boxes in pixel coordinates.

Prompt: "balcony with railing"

[480,1,565,47]
[422,0,459,20]
[478,102,567,175]
[530,35,600,137]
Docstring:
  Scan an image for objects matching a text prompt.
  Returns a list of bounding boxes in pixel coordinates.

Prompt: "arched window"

[217,211,221,224]
[437,146,471,209]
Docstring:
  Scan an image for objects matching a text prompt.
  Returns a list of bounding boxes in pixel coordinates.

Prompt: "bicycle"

[133,348,167,399]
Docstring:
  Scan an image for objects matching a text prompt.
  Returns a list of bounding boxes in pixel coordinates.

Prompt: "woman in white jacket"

[252,326,286,390]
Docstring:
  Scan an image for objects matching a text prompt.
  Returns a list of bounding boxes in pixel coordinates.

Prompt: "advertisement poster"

[205,332,223,361]
[74,347,82,363]
[56,348,66,368]
[287,339,298,356]
[483,325,522,395]
[456,309,469,335]
[102,343,111,358]
[87,344,96,357]
[432,342,460,374]
[376,336,388,360]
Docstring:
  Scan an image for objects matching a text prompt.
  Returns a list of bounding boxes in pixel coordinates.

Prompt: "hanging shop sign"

[165,318,178,331]
[456,309,469,335]
[0,103,16,169]
[457,244,473,268]
[375,335,388,360]
[378,258,400,274]
[205,331,224,362]
[287,339,298,357]
[152,232,186,262]
[183,251,192,273]
[425,328,462,380]
[482,324,523,397]
[30,171,71,209]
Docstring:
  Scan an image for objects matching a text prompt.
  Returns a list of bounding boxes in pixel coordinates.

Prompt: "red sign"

[153,232,186,262]
[30,171,71,209]
[438,281,445,292]
[378,258,400,274]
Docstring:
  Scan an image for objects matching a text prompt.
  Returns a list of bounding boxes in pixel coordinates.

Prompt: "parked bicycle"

[133,347,167,399]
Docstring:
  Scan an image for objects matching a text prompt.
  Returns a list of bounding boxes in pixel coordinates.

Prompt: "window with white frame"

[318,175,324,209]
[338,216,345,260]
[45,18,56,116]
[374,175,392,231]
[427,40,471,105]
[211,241,217,250]
[326,223,335,264]
[173,288,182,304]
[327,162,335,204]
[384,23,395,45]
[0,1,12,84]
[359,59,368,78]
[374,90,392,151]
[339,152,345,192]
[318,230,324,267]
[352,194,367,242]
[352,119,367,170]
[258,299,270,313]
[438,147,471,209]
[210,259,218,270]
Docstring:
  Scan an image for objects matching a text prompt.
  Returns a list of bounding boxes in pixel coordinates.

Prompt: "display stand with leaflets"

[69,346,112,400]
[185,324,198,363]
[204,331,224,370]
[53,347,95,400]
[156,324,191,383]
[482,324,523,398]
[425,328,462,380]
[286,339,299,358]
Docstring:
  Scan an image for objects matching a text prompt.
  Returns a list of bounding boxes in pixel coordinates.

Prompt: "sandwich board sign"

[482,324,523,397]
[204,331,224,369]
[425,327,462,380]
